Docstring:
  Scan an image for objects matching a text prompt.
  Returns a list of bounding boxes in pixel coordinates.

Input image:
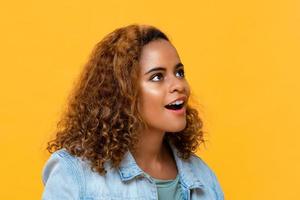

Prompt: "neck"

[131,128,178,179]
[132,128,169,167]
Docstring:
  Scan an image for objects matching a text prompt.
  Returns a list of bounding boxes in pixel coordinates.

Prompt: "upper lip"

[165,96,187,106]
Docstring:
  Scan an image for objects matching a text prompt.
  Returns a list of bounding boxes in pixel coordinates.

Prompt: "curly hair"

[47,24,205,175]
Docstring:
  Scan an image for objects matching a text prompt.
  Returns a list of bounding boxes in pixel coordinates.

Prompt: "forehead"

[139,39,181,72]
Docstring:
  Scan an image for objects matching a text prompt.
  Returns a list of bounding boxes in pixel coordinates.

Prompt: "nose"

[168,77,186,94]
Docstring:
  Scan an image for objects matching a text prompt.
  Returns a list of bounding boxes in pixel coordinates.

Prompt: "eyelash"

[150,69,185,82]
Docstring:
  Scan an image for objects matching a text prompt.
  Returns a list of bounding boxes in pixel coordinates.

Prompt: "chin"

[165,121,186,132]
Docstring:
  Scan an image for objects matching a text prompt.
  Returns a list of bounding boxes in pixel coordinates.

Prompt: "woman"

[42,24,224,200]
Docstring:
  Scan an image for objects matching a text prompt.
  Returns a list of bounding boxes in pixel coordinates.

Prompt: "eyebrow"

[144,62,184,75]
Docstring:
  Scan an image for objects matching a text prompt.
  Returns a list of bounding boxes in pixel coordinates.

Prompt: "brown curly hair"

[47,24,205,175]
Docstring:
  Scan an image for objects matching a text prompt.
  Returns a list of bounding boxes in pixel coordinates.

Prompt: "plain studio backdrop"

[0,0,299,199]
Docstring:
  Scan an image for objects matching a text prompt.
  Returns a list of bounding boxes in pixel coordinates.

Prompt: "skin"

[133,39,190,180]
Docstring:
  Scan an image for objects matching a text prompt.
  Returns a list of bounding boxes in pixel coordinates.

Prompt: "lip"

[167,106,186,115]
[164,95,187,115]
[165,96,187,106]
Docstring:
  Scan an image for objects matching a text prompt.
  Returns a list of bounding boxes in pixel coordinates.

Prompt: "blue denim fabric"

[42,144,224,200]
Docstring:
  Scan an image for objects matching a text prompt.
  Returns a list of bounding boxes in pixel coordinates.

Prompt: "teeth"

[168,100,184,106]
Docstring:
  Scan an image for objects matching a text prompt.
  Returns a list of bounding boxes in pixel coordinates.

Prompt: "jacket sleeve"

[41,151,83,200]
[209,169,224,200]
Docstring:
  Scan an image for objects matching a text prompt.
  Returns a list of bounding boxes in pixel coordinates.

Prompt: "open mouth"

[164,100,185,110]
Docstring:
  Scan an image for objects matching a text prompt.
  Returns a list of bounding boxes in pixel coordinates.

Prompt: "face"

[138,39,190,133]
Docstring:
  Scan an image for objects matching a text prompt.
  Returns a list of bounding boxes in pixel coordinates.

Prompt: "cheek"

[140,86,164,111]
[139,86,165,121]
[139,89,187,132]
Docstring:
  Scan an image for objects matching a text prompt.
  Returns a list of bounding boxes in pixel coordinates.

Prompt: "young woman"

[42,24,224,200]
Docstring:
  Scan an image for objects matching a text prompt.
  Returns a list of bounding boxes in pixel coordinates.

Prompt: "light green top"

[152,175,183,200]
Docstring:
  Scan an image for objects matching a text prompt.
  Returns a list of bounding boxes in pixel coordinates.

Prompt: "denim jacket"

[41,144,224,200]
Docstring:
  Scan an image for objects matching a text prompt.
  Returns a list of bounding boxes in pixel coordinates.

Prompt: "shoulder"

[41,149,88,199]
[188,153,224,198]
[42,148,92,182]
[42,148,82,182]
[42,149,121,199]
[188,153,215,175]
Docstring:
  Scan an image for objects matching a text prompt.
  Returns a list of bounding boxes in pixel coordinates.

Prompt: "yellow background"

[0,0,299,199]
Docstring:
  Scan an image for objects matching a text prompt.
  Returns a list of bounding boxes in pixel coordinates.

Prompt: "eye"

[150,73,164,82]
[176,68,185,78]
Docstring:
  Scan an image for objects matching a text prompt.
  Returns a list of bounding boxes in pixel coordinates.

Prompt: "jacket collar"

[118,141,205,190]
